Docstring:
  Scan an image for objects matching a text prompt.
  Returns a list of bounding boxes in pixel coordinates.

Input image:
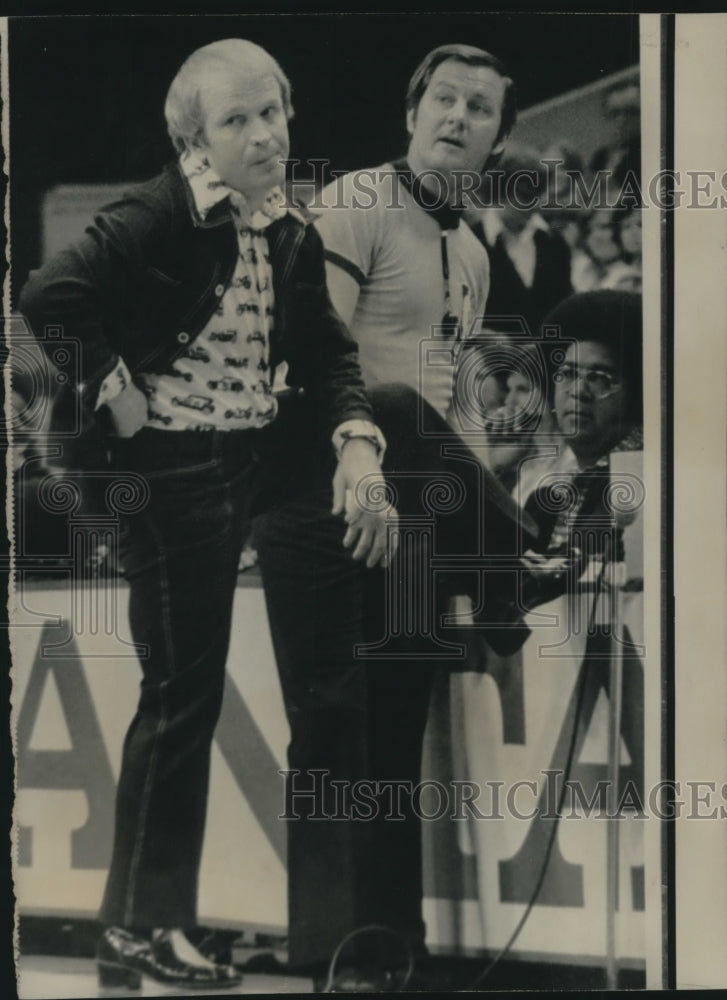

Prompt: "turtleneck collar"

[390,157,465,230]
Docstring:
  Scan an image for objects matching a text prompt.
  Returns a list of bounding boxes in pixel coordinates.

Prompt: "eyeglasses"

[553,363,621,398]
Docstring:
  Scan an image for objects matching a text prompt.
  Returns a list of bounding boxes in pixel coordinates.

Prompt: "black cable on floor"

[321,923,414,993]
[470,550,612,989]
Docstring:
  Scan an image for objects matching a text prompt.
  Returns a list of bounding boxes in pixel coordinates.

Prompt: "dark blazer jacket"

[19,161,373,433]
[475,223,573,336]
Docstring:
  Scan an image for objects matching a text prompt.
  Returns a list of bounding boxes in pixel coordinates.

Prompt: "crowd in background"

[456,77,642,492]
[466,78,642,332]
[10,79,643,577]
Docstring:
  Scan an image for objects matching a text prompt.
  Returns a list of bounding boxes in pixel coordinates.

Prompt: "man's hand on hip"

[104,383,149,438]
[331,439,399,569]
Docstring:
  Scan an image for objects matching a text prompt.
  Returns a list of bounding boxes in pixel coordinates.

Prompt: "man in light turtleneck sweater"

[316,44,516,424]
[300,43,518,964]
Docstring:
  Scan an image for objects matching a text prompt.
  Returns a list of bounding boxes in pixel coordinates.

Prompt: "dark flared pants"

[255,384,526,965]
[99,426,259,928]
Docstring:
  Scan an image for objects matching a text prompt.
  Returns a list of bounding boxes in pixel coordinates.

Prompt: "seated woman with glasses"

[479,289,643,653]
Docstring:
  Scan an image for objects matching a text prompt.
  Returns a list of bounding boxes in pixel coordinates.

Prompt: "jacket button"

[214,284,225,297]
[177,331,190,344]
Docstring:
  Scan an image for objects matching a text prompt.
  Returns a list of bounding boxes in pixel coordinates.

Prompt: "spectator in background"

[465,145,573,337]
[477,289,643,653]
[539,141,588,253]
[454,291,645,923]
[618,205,642,268]
[571,208,622,292]
[601,205,642,292]
[479,340,558,494]
[520,288,643,600]
[467,332,510,417]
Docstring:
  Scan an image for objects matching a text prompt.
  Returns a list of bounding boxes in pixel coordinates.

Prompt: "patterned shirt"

[96,153,385,455]
[138,153,285,431]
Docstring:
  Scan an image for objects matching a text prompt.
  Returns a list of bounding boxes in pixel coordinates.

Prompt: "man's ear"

[490,135,508,159]
[187,136,210,166]
[188,127,208,153]
[405,107,416,137]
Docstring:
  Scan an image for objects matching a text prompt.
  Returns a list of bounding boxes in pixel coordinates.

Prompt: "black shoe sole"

[97,959,242,991]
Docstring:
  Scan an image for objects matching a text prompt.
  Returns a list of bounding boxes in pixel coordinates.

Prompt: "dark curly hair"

[541,290,643,428]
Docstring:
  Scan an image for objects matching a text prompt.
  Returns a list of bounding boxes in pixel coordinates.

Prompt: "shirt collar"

[482,208,549,245]
[180,149,288,231]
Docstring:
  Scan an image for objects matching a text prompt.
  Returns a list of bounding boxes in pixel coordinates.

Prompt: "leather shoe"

[97,926,242,990]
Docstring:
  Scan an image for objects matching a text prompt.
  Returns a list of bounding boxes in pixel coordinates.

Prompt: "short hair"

[486,142,548,206]
[164,39,294,154]
[507,341,548,380]
[405,43,516,149]
[498,145,545,182]
[578,207,619,249]
[541,141,585,177]
[542,290,643,427]
[612,202,643,244]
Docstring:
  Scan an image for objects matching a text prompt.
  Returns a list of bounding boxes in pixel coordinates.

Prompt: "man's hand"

[331,439,398,569]
[484,406,535,472]
[519,547,585,611]
[104,382,149,438]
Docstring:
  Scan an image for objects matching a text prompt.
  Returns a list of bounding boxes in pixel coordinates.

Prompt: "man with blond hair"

[21,38,390,991]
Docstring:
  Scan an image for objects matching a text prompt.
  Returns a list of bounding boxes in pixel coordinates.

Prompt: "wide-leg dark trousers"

[99,427,259,929]
[255,384,528,965]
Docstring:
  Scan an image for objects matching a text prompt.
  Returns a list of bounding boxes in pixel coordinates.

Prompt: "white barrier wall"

[437,589,646,964]
[12,578,289,934]
[12,464,650,968]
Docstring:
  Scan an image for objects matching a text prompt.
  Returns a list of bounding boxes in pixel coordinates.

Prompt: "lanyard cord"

[390,159,465,342]
[440,230,452,314]
[440,230,464,341]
